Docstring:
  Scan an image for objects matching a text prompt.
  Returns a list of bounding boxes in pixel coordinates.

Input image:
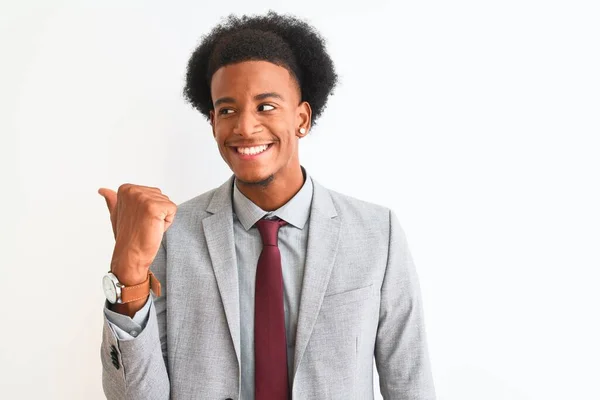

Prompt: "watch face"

[103,275,117,303]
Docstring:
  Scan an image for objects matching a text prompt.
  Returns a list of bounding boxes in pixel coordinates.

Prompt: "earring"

[299,128,306,134]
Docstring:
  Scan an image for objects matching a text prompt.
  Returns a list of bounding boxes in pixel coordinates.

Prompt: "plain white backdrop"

[1,0,599,398]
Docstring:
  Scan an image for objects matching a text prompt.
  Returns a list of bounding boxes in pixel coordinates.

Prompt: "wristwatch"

[102,271,162,304]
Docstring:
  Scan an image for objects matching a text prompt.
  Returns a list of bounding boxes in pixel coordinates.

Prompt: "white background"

[1,0,599,399]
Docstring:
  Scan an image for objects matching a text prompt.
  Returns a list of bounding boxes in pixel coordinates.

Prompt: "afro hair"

[183,11,338,126]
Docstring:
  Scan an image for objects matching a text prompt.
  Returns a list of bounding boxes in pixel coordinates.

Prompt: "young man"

[99,11,436,400]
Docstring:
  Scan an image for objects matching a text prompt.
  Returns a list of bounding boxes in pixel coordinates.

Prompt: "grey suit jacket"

[101,174,436,400]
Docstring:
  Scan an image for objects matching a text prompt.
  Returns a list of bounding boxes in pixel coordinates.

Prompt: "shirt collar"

[232,165,313,231]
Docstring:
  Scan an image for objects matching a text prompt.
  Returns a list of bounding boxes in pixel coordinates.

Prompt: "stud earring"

[299,128,306,134]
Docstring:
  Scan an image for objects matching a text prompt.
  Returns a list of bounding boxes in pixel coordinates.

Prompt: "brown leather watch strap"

[120,271,162,303]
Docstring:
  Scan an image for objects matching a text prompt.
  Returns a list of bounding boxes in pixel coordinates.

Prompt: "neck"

[236,164,304,211]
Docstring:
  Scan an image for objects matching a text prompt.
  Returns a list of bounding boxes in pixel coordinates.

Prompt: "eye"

[258,104,275,112]
[218,108,235,115]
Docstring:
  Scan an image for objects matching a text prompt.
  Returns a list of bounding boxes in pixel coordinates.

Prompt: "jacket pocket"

[321,283,375,308]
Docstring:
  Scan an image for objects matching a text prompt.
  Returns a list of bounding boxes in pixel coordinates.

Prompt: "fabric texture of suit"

[101,172,436,399]
[105,166,314,399]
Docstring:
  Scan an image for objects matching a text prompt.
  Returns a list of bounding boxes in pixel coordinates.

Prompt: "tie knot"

[255,217,287,246]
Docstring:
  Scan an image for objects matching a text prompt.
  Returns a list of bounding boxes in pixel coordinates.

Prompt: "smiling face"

[209,60,311,186]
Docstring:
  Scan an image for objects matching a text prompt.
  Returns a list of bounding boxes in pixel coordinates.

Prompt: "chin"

[234,169,275,187]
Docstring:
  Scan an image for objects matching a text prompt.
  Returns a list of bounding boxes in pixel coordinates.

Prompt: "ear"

[296,101,312,138]
[209,110,216,138]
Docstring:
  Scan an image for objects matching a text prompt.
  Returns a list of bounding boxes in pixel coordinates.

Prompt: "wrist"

[103,269,161,306]
[111,270,148,286]
[110,257,149,286]
[110,250,151,279]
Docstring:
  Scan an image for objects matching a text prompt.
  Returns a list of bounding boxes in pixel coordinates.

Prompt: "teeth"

[237,144,269,155]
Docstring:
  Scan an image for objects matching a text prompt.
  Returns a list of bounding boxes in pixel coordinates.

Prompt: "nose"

[233,109,262,136]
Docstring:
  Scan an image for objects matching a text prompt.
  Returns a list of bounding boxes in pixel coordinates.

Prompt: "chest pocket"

[321,283,375,309]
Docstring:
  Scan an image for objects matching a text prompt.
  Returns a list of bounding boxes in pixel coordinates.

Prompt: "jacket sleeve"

[100,238,170,400]
[104,295,151,340]
[374,209,436,400]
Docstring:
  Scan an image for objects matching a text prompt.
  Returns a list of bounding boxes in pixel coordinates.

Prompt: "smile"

[231,143,274,159]
[237,144,271,155]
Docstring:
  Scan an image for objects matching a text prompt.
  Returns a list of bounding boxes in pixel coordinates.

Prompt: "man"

[99,11,436,400]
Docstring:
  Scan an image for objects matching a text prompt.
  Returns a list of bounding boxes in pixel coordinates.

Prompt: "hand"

[98,184,177,285]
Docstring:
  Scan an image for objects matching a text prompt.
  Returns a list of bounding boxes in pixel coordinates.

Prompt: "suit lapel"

[292,178,341,382]
[200,175,341,384]
[202,175,242,368]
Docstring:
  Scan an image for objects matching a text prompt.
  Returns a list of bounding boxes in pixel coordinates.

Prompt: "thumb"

[98,188,118,239]
[98,188,118,214]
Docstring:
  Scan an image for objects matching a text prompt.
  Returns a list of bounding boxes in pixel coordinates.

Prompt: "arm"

[100,239,170,400]
[374,209,436,400]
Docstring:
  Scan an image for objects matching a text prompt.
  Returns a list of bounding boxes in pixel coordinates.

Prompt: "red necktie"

[254,217,289,400]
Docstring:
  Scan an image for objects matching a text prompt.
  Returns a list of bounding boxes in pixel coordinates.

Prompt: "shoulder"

[315,179,393,228]
[175,186,220,216]
[317,182,411,257]
[160,183,228,247]
[164,185,223,238]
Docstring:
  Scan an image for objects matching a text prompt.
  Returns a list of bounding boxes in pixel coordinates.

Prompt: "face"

[209,60,311,186]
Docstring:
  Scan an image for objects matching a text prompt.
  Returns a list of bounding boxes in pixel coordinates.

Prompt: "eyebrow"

[214,92,284,108]
[255,92,284,101]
